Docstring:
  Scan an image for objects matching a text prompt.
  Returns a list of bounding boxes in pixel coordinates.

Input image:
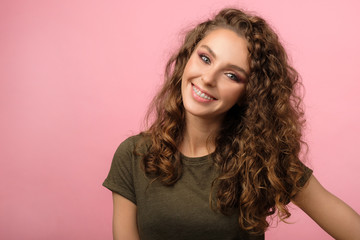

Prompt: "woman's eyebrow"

[200,44,217,58]
[199,44,249,78]
[228,64,249,78]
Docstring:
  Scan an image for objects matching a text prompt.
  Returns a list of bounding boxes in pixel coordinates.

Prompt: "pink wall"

[1,0,359,239]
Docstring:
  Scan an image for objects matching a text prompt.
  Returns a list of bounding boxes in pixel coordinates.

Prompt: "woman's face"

[181,28,249,121]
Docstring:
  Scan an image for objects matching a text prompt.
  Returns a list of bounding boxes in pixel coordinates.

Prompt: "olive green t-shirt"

[103,134,312,240]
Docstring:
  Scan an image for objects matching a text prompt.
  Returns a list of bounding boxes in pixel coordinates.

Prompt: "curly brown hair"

[141,8,308,234]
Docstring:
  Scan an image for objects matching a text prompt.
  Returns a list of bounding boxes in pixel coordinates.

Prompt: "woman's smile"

[191,83,216,102]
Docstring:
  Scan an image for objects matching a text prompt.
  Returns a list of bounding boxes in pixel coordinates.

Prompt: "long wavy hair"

[140,8,308,234]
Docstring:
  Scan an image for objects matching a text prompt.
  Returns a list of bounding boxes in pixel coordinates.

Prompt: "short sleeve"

[298,163,313,188]
[102,137,137,204]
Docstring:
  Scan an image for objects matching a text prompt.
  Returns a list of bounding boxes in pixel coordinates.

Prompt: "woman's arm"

[292,175,360,240]
[112,192,140,240]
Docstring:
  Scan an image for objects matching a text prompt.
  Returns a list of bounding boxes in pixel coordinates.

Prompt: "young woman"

[103,8,360,240]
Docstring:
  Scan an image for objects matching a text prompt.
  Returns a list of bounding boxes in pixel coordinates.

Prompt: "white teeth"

[192,85,214,100]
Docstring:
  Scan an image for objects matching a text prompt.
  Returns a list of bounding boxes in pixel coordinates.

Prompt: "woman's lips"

[191,83,217,102]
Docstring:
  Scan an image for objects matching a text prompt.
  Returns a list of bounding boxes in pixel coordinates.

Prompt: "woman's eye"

[225,73,240,82]
[200,54,211,64]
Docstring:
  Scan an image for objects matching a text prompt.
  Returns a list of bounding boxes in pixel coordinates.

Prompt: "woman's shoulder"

[115,132,151,155]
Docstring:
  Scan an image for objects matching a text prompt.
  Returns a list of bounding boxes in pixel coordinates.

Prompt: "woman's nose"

[201,69,217,86]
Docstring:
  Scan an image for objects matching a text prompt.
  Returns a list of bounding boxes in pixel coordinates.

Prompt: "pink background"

[1,0,359,239]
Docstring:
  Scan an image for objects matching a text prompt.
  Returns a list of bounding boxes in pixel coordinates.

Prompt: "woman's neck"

[179,113,223,157]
